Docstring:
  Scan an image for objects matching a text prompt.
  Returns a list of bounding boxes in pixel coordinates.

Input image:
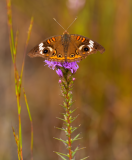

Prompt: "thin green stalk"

[6,0,33,159]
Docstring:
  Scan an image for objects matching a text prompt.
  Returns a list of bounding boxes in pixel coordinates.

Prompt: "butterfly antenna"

[66,17,78,30]
[53,18,66,31]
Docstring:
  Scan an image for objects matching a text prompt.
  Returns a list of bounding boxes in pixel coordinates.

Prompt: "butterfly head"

[63,30,68,33]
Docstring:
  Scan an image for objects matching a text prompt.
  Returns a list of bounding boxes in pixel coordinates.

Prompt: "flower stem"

[60,69,74,159]
[66,89,72,159]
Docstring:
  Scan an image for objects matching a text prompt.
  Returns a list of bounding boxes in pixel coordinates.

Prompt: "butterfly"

[28,30,105,62]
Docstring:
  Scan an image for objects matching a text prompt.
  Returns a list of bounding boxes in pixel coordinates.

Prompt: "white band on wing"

[88,40,94,52]
[39,43,53,54]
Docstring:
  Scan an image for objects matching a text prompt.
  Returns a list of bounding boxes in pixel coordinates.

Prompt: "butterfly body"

[28,31,105,62]
[62,31,70,54]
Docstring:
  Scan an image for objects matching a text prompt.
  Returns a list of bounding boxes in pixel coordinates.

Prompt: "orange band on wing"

[76,36,80,40]
[50,56,65,60]
[82,38,85,42]
[67,55,81,60]
[52,37,56,41]
[47,39,51,44]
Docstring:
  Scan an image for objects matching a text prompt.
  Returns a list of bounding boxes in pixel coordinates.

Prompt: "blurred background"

[0,0,132,159]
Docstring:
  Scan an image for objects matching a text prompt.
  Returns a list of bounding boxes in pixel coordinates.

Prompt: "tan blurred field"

[0,0,132,159]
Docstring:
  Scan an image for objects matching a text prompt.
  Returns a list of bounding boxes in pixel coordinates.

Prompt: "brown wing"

[28,34,105,62]
[28,35,66,62]
[66,34,105,62]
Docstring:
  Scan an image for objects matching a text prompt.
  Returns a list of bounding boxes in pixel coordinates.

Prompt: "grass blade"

[23,88,33,159]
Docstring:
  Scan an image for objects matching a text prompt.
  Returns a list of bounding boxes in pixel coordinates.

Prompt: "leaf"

[23,88,33,159]
[80,156,89,160]
[71,114,79,123]
[54,151,69,158]
[72,133,81,141]
[70,108,77,114]
[56,153,67,160]
[26,17,34,45]
[53,137,68,145]
[56,117,66,122]
[72,146,79,157]
[55,127,65,131]
[71,127,78,133]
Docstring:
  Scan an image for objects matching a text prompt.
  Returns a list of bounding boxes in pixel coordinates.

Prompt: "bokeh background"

[0,0,132,159]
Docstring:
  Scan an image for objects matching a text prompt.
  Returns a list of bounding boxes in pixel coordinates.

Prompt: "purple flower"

[72,77,75,81]
[44,60,79,77]
[45,60,63,70]
[63,62,79,73]
[56,69,63,77]
[44,60,56,70]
